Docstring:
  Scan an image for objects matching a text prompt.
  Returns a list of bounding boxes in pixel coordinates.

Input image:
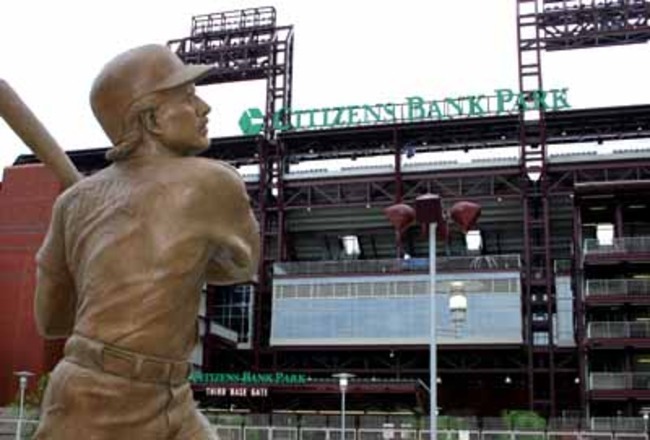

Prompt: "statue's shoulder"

[179,157,244,186]
[54,167,113,208]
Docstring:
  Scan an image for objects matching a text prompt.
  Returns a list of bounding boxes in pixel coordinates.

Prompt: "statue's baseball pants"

[34,359,216,439]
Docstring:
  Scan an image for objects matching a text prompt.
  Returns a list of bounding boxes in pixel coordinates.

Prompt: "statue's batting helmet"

[90,44,213,145]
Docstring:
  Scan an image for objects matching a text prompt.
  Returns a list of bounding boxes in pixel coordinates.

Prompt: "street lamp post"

[14,371,34,440]
[415,194,444,440]
[385,195,480,440]
[333,373,355,440]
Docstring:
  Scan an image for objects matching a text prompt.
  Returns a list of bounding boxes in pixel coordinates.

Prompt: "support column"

[615,203,624,238]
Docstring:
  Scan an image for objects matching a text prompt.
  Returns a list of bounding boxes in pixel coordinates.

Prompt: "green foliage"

[437,416,471,431]
[208,413,246,426]
[501,410,546,431]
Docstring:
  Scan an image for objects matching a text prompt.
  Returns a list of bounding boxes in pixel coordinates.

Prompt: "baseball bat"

[0,79,82,189]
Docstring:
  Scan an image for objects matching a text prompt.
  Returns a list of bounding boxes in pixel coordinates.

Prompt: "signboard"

[238,88,571,135]
[192,371,309,399]
[205,386,269,397]
[190,371,309,385]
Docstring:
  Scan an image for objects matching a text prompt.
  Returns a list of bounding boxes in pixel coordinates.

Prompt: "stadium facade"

[2,1,650,423]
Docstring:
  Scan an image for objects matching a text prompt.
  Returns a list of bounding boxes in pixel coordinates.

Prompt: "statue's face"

[152,84,211,156]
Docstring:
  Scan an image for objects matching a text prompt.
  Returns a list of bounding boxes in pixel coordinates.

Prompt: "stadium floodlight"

[340,235,361,258]
[271,176,280,197]
[596,223,614,246]
[466,230,482,251]
[449,282,468,334]
[527,170,542,182]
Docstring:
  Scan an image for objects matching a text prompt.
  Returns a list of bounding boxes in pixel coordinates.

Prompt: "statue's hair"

[105,92,165,162]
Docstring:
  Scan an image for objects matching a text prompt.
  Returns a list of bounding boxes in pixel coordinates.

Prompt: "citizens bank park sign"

[237,88,571,135]
[190,371,309,399]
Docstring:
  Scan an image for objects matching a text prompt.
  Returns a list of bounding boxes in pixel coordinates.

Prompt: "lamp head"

[415,194,443,225]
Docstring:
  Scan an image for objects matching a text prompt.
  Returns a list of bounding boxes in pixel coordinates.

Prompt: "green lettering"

[516,92,530,112]
[495,88,515,113]
[406,96,426,121]
[332,107,346,126]
[291,110,311,129]
[362,105,382,123]
[551,88,570,110]
[468,95,486,116]
[382,103,396,120]
[520,90,544,111]
[273,108,291,131]
[444,98,464,117]
[321,108,333,127]
[303,109,318,128]
[428,101,444,119]
[526,90,547,111]
[347,106,362,125]
[189,372,202,383]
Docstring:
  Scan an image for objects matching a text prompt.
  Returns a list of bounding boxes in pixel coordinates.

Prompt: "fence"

[0,417,39,439]
[583,237,650,257]
[198,427,649,440]
[273,255,522,277]
[586,280,650,297]
[589,372,650,390]
[1,416,648,440]
[587,322,650,339]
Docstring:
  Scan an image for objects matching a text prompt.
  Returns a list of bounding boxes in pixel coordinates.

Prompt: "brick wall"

[0,164,63,405]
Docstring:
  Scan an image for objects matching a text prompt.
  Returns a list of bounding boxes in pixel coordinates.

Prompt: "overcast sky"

[1,0,650,173]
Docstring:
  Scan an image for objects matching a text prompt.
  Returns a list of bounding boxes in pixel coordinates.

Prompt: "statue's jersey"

[36,156,258,361]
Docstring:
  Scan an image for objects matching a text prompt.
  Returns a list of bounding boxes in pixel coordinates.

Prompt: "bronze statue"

[32,44,260,439]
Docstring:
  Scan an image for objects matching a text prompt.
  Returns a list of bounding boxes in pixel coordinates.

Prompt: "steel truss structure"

[517,0,650,416]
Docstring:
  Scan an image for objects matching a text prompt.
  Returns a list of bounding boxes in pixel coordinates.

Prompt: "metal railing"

[200,414,650,433]
[590,419,649,434]
[586,279,650,297]
[587,321,650,339]
[0,417,39,439]
[589,372,650,390]
[274,255,522,277]
[583,237,650,257]
[211,427,648,440]
[2,417,649,439]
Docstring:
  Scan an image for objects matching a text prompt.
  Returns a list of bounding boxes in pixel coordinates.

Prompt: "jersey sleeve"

[204,162,260,285]
[34,196,76,338]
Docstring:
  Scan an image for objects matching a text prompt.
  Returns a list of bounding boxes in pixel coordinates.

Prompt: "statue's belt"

[64,334,191,386]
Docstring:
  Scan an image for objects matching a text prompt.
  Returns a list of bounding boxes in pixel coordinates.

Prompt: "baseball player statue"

[28,44,260,439]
